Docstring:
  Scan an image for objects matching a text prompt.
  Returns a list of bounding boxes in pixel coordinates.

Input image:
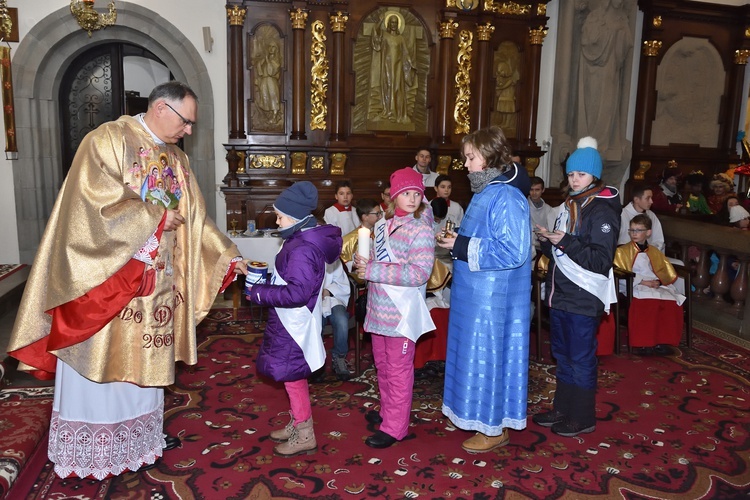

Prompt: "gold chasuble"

[9,116,239,386]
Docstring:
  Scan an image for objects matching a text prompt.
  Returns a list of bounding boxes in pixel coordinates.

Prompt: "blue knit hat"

[274,181,318,221]
[566,137,602,180]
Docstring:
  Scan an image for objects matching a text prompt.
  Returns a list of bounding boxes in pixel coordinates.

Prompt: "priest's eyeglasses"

[165,103,196,128]
[627,228,647,233]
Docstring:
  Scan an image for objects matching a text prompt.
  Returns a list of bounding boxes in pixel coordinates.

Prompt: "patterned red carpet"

[17,309,750,499]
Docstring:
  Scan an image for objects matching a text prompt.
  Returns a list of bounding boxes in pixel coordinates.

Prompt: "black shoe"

[551,419,595,437]
[532,409,565,428]
[308,367,326,383]
[164,435,181,451]
[365,410,383,424]
[653,344,673,356]
[632,347,654,356]
[365,430,398,449]
[135,459,160,472]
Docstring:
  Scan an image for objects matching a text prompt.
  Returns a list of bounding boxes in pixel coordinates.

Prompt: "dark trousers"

[549,309,599,425]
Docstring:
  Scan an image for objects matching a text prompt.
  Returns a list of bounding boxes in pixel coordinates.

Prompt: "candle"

[357,227,371,258]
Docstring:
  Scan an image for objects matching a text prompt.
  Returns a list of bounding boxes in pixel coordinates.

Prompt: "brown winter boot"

[269,412,294,443]
[273,417,317,457]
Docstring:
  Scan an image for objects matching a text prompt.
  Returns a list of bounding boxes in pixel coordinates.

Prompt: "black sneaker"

[551,419,595,437]
[653,344,673,356]
[532,409,565,427]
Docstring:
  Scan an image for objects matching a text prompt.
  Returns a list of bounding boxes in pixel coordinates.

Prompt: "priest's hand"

[234,260,249,275]
[164,209,185,231]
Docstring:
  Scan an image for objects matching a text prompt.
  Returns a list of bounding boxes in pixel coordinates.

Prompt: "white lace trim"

[48,402,165,480]
[442,404,527,435]
[133,233,159,266]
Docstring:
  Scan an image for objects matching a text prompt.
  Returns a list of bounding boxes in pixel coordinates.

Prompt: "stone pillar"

[329,11,349,143]
[522,26,546,148]
[633,41,662,152]
[724,49,750,154]
[290,8,308,140]
[437,18,458,144]
[474,23,495,130]
[227,5,247,140]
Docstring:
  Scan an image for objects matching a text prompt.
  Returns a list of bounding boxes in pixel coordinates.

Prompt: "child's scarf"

[564,181,603,235]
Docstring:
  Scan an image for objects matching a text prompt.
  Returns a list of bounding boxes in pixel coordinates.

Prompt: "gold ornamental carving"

[290,8,308,30]
[437,155,452,175]
[735,49,750,65]
[529,26,547,46]
[446,0,479,10]
[248,154,285,170]
[634,160,651,181]
[642,40,662,57]
[439,19,459,39]
[525,157,539,178]
[236,151,247,173]
[652,15,662,28]
[451,158,464,170]
[310,20,329,130]
[226,5,246,27]
[454,30,473,134]
[476,23,495,42]
[745,27,750,38]
[484,1,531,15]
[329,11,348,33]
[330,153,347,175]
[290,152,308,174]
[311,156,324,170]
[537,4,546,16]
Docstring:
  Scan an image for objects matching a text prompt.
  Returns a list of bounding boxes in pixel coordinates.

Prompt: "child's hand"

[535,224,564,245]
[353,254,368,280]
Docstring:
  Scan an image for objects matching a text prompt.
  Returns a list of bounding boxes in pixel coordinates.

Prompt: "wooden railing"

[660,214,749,340]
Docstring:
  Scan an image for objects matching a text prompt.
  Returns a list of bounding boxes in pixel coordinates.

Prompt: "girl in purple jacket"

[246,181,342,457]
[354,167,435,449]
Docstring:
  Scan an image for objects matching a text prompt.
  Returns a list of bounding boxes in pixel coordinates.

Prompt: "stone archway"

[11,2,215,263]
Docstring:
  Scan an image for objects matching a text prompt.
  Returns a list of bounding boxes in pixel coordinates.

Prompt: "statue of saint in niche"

[575,0,633,160]
[251,26,283,132]
[369,11,417,126]
[491,42,521,138]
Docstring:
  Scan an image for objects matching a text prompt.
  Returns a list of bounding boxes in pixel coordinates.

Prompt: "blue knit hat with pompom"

[566,136,602,180]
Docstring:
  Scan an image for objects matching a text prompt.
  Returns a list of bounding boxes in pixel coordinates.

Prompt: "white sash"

[372,217,436,342]
[552,205,617,314]
[270,269,326,372]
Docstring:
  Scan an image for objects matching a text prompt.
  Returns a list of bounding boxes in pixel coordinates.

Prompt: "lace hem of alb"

[48,404,165,480]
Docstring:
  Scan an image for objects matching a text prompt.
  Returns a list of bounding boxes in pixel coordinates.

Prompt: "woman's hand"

[436,231,457,250]
[353,254,369,280]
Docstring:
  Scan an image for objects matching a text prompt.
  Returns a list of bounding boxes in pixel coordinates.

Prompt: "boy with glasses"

[611,214,685,355]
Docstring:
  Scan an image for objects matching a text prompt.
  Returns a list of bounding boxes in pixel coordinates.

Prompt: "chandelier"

[70,0,117,37]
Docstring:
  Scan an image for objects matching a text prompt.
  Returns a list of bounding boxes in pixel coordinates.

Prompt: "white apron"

[372,216,435,342]
[269,271,326,372]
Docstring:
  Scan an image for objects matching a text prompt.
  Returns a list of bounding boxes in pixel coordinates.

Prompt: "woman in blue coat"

[438,126,532,453]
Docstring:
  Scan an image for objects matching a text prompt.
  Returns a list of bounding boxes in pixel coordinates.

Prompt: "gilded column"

[290,8,309,140]
[437,18,458,144]
[329,12,348,142]
[474,23,495,130]
[521,26,546,147]
[633,40,662,152]
[227,5,247,140]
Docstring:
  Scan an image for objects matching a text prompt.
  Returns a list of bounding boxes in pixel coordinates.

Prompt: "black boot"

[552,386,596,437]
[533,381,572,427]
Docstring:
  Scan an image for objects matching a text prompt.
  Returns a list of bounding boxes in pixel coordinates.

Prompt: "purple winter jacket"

[250,224,342,381]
